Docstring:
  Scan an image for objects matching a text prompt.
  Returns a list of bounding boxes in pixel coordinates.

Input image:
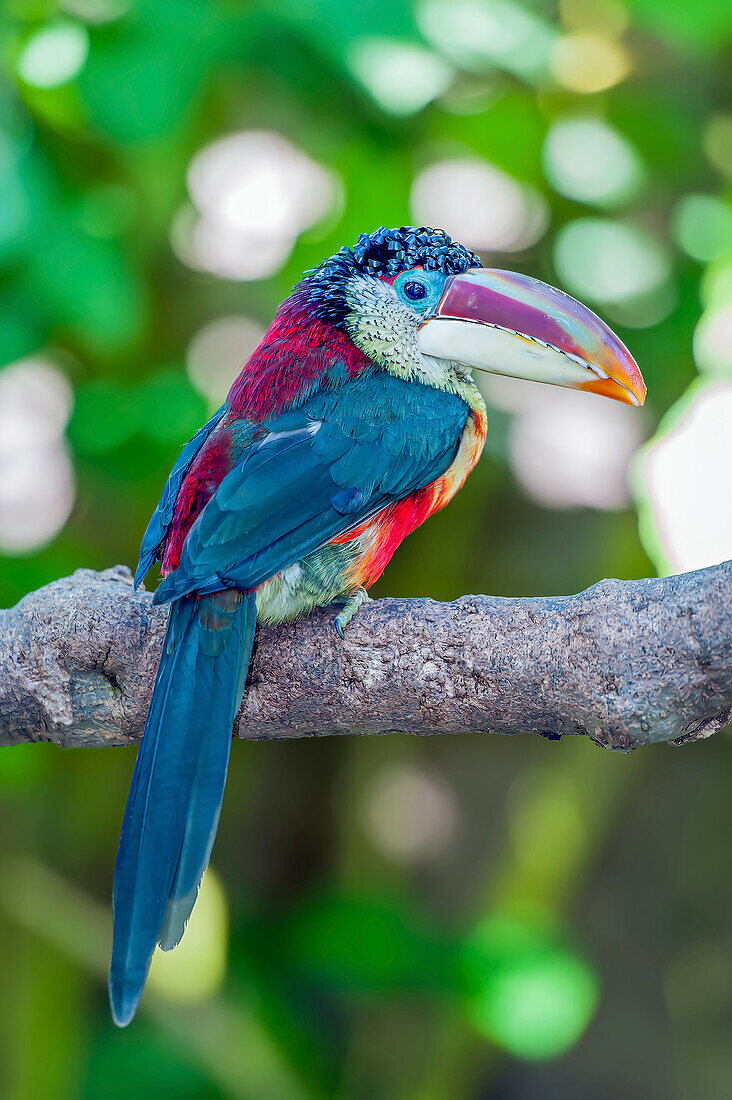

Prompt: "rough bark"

[0,562,730,752]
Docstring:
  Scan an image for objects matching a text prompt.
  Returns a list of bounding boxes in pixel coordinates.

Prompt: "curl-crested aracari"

[111,226,645,1025]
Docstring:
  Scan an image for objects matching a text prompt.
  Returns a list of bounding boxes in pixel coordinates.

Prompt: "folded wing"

[154,371,470,603]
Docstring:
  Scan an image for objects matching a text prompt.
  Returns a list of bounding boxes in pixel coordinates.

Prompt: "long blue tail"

[109,588,256,1027]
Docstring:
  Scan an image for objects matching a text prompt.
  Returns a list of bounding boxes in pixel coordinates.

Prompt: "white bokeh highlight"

[17,21,89,89]
[480,374,645,510]
[186,315,266,407]
[175,131,339,281]
[693,303,732,375]
[554,219,671,303]
[411,158,549,253]
[0,359,75,553]
[638,381,732,574]
[542,117,643,207]
[418,0,556,82]
[553,218,674,326]
[347,37,453,116]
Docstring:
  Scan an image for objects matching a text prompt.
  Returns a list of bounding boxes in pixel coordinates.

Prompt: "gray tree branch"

[1,562,730,752]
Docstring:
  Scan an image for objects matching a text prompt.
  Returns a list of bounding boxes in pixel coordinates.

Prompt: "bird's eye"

[393,270,445,311]
[403,281,427,302]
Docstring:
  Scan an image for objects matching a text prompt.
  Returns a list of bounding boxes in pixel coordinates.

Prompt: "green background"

[0,0,731,1097]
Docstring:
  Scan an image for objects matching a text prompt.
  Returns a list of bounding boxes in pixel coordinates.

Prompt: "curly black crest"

[297,226,481,325]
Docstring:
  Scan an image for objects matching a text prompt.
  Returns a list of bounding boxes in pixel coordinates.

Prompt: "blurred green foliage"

[0,0,731,1097]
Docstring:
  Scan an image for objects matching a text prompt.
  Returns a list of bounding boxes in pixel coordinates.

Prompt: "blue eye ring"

[394,269,446,311]
[403,280,427,301]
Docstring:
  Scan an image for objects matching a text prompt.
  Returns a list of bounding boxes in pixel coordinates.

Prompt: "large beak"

[417,268,646,407]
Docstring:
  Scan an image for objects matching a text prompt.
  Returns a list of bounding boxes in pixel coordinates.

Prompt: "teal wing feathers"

[135,404,227,587]
[154,372,469,603]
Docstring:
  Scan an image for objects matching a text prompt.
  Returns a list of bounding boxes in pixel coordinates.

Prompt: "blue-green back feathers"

[135,404,227,587]
[154,372,469,603]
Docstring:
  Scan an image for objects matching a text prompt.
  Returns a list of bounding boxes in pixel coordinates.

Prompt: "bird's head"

[298,226,646,407]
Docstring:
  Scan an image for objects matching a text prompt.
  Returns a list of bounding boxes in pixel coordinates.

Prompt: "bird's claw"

[334,586,370,638]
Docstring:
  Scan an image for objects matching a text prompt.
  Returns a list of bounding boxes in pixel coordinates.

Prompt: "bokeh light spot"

[418,0,556,82]
[411,158,549,253]
[347,37,453,116]
[0,358,75,553]
[478,374,645,510]
[553,218,674,326]
[636,380,732,573]
[700,259,732,312]
[551,32,630,93]
[148,868,228,1003]
[360,764,459,864]
[187,316,266,408]
[473,951,599,1059]
[693,304,732,375]
[17,21,89,89]
[671,194,732,264]
[179,132,339,281]
[560,0,630,37]
[702,114,732,179]
[60,0,131,23]
[542,117,643,207]
[461,915,599,1060]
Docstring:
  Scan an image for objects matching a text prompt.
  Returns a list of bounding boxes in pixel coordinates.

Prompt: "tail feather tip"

[109,969,146,1028]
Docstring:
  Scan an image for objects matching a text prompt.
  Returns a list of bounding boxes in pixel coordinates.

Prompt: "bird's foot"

[334,586,371,638]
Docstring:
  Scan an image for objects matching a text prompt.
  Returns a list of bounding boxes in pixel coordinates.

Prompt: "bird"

[110,225,646,1025]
